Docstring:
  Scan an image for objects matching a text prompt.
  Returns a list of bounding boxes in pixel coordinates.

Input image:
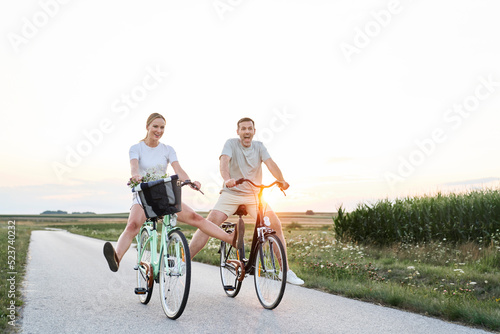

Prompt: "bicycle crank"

[227,259,245,282]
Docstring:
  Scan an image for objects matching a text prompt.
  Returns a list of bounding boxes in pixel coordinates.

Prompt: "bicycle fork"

[256,228,280,278]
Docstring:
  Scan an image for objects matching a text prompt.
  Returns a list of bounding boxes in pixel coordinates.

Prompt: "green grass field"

[1,209,499,332]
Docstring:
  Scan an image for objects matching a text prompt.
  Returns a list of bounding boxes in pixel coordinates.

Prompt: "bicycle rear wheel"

[254,234,287,309]
[159,230,191,319]
[137,228,153,304]
[219,241,242,297]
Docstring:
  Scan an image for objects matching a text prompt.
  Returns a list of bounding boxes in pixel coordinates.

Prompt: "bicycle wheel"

[219,241,242,297]
[254,234,287,309]
[159,230,191,319]
[137,227,153,304]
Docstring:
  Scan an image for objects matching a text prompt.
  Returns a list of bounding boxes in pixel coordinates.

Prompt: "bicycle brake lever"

[189,182,205,195]
[276,181,287,196]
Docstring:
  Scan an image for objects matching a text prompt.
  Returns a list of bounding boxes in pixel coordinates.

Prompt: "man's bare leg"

[265,210,290,263]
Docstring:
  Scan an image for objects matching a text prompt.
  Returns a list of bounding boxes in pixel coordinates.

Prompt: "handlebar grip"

[182,180,205,195]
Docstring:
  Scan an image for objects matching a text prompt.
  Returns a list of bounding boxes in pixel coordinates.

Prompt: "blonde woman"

[103,113,242,272]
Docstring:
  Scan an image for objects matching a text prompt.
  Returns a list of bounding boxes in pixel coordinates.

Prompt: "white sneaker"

[279,269,304,285]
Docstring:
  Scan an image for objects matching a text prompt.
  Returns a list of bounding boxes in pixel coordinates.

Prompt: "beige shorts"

[212,191,274,218]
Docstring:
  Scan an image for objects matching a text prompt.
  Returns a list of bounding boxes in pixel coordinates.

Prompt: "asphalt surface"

[20,230,491,333]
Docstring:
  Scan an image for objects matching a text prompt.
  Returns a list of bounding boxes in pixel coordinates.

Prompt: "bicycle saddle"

[234,205,248,216]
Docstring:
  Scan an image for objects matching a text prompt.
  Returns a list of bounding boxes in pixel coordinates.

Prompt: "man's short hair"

[237,117,255,129]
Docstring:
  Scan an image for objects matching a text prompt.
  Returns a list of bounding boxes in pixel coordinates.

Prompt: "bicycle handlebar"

[182,179,204,195]
[235,178,286,196]
[132,177,204,195]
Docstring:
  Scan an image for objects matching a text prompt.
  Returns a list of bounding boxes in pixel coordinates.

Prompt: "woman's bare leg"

[115,204,146,262]
[188,210,228,259]
[177,203,233,258]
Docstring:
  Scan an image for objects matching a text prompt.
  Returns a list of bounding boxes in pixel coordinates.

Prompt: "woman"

[103,113,241,272]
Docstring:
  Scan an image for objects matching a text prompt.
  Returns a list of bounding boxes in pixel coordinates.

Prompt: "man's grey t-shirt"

[220,138,271,195]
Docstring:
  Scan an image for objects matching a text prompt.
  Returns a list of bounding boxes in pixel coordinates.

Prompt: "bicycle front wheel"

[137,228,153,304]
[254,234,287,309]
[159,230,191,319]
[219,241,242,297]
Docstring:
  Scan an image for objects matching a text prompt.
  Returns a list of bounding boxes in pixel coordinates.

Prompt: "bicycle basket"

[136,175,182,218]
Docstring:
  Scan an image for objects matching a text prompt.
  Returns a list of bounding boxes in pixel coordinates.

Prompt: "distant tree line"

[41,210,96,215]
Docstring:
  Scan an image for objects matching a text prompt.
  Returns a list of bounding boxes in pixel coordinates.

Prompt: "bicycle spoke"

[136,228,153,304]
[220,241,242,297]
[159,230,191,319]
[254,234,287,309]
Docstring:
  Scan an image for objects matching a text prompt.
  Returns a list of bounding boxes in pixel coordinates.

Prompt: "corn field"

[334,189,500,245]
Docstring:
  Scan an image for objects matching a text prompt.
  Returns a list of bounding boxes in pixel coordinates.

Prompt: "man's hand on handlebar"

[277,181,290,191]
[225,179,237,188]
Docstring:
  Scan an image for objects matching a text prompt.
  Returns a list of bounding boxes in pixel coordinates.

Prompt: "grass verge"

[0,222,32,333]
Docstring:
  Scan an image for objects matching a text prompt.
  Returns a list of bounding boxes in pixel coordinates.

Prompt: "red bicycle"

[219,179,287,309]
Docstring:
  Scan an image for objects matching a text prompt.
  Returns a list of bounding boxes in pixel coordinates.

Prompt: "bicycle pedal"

[134,288,147,295]
[223,285,235,291]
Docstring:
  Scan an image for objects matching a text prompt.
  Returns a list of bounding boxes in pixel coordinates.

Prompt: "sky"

[1,0,499,214]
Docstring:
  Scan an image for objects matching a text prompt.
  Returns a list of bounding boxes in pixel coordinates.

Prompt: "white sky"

[1,0,499,214]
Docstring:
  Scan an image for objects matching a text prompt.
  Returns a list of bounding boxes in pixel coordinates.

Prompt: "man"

[189,117,304,285]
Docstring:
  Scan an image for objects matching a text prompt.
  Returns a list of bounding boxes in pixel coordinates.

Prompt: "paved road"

[20,230,490,334]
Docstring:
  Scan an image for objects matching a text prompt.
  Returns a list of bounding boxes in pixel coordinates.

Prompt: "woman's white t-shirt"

[129,141,178,176]
[129,141,178,208]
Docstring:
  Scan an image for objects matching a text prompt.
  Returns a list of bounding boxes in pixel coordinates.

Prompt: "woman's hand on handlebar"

[182,180,204,195]
[131,174,142,183]
[192,180,202,191]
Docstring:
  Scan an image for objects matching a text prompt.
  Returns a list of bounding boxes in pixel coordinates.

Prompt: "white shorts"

[131,192,142,210]
[212,191,273,218]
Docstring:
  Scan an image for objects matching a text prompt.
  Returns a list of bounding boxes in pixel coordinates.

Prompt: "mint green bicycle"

[132,175,199,319]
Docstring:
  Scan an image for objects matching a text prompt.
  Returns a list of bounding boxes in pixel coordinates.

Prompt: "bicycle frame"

[137,214,181,278]
[133,177,196,319]
[219,178,287,309]
[243,189,274,275]
[230,180,284,277]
